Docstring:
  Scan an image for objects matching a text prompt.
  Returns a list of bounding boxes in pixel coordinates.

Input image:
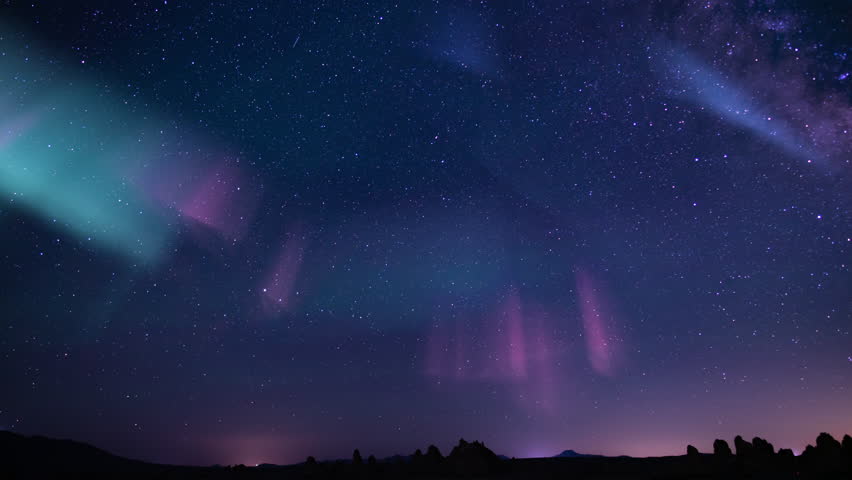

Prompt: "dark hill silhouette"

[553,449,602,458]
[0,430,165,474]
[2,430,852,478]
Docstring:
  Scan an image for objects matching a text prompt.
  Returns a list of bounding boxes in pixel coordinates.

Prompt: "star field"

[0,0,850,466]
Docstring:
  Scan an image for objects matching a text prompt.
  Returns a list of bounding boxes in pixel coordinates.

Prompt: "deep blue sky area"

[0,0,850,466]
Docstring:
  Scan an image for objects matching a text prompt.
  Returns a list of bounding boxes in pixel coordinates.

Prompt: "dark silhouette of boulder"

[751,436,774,456]
[798,433,848,474]
[414,444,444,474]
[815,432,845,472]
[410,448,424,470]
[775,448,795,473]
[713,439,733,457]
[845,435,852,472]
[352,448,363,465]
[303,456,320,478]
[448,438,502,476]
[425,444,443,461]
[686,445,700,457]
[734,435,753,457]
[816,432,842,454]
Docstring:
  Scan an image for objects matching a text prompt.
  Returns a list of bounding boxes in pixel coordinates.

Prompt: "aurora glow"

[1,1,850,468]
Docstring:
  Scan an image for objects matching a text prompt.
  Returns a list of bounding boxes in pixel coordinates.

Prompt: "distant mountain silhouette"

[553,449,602,458]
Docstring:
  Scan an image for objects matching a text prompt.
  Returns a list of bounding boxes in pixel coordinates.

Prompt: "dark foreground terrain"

[2,430,851,479]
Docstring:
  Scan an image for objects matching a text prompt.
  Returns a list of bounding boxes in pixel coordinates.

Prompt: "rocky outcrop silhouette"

[733,435,752,457]
[410,448,423,467]
[800,432,846,473]
[410,444,443,475]
[426,444,443,461]
[844,434,852,470]
[751,436,774,457]
[686,445,699,457]
[816,432,842,454]
[447,438,502,476]
[713,439,733,457]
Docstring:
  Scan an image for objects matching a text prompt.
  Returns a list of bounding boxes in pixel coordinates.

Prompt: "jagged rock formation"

[733,435,752,457]
[686,445,700,457]
[800,432,847,473]
[426,444,443,462]
[713,439,733,457]
[447,438,502,476]
[816,432,842,454]
[751,437,774,457]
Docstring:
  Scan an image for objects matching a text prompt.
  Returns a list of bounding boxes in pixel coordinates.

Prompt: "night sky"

[1,0,851,467]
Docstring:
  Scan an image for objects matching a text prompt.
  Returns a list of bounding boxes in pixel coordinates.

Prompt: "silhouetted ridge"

[0,430,161,473]
[553,449,602,458]
[5,430,852,477]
